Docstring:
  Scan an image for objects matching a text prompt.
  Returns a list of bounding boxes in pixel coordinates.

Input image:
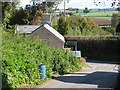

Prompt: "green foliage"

[31,0,62,13]
[52,17,58,30]
[2,31,82,88]
[116,7,120,11]
[64,35,120,41]
[9,6,43,25]
[67,15,111,36]
[116,22,120,35]
[103,27,116,35]
[83,7,90,14]
[57,16,69,35]
[2,2,19,28]
[111,13,120,27]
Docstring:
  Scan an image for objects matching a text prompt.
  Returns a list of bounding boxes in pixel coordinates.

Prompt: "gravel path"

[36,60,119,88]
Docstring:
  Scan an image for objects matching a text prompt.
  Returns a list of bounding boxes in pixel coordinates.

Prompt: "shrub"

[2,31,82,88]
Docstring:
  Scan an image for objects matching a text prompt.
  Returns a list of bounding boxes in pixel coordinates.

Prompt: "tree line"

[2,0,120,35]
[2,1,59,33]
[53,15,112,36]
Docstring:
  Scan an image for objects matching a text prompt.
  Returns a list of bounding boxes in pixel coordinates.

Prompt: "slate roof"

[15,25,40,34]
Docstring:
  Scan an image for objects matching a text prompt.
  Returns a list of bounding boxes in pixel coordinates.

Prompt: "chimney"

[41,14,52,26]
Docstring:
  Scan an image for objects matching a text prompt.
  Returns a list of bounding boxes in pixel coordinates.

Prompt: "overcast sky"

[20,0,116,9]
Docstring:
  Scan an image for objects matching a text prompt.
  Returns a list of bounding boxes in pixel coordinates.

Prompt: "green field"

[93,17,112,20]
[79,11,119,17]
[66,10,83,14]
[65,10,119,20]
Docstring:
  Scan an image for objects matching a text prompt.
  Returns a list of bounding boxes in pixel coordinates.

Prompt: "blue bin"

[38,65,46,79]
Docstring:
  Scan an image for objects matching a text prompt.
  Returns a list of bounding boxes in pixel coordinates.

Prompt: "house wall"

[30,27,65,49]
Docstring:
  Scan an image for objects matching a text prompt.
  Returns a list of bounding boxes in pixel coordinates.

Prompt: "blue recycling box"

[38,65,46,79]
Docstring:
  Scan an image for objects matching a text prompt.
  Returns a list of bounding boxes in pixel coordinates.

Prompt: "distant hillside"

[59,8,116,11]
[84,8,116,11]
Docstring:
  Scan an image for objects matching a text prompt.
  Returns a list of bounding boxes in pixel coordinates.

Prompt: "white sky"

[19,0,117,9]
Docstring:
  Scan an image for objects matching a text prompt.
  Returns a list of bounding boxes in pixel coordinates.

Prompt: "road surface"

[36,60,119,88]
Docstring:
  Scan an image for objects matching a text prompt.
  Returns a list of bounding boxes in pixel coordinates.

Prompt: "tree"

[30,0,63,13]
[9,4,43,26]
[57,16,69,35]
[76,10,79,13]
[68,7,73,11]
[83,7,89,14]
[111,13,119,27]
[116,22,120,35]
[68,13,73,16]
[2,2,19,28]
[67,15,111,36]
[116,7,120,11]
[94,0,120,7]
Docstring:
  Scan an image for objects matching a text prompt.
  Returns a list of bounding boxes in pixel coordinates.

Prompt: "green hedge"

[65,35,120,62]
[2,31,82,88]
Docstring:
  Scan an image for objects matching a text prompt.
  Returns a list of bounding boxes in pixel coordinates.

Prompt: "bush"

[103,27,116,35]
[2,31,82,88]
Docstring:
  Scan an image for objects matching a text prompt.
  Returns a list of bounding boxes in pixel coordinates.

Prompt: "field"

[89,17,111,25]
[93,17,111,20]
[78,11,119,17]
[65,10,119,20]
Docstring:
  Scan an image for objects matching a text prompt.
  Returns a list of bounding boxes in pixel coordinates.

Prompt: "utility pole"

[103,0,106,13]
[45,1,47,14]
[118,0,120,16]
[64,0,66,21]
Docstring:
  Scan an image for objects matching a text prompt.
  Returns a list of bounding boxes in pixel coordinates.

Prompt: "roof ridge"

[43,24,65,42]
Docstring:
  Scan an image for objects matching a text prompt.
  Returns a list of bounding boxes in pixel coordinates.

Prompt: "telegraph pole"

[64,0,66,21]
[45,1,47,14]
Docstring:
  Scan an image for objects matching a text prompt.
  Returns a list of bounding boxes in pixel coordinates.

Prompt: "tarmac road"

[36,60,119,88]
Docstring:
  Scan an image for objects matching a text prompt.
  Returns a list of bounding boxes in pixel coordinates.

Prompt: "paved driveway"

[36,60,119,88]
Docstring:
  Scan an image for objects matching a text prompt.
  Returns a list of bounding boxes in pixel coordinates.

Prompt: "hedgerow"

[64,35,120,61]
[2,31,82,88]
